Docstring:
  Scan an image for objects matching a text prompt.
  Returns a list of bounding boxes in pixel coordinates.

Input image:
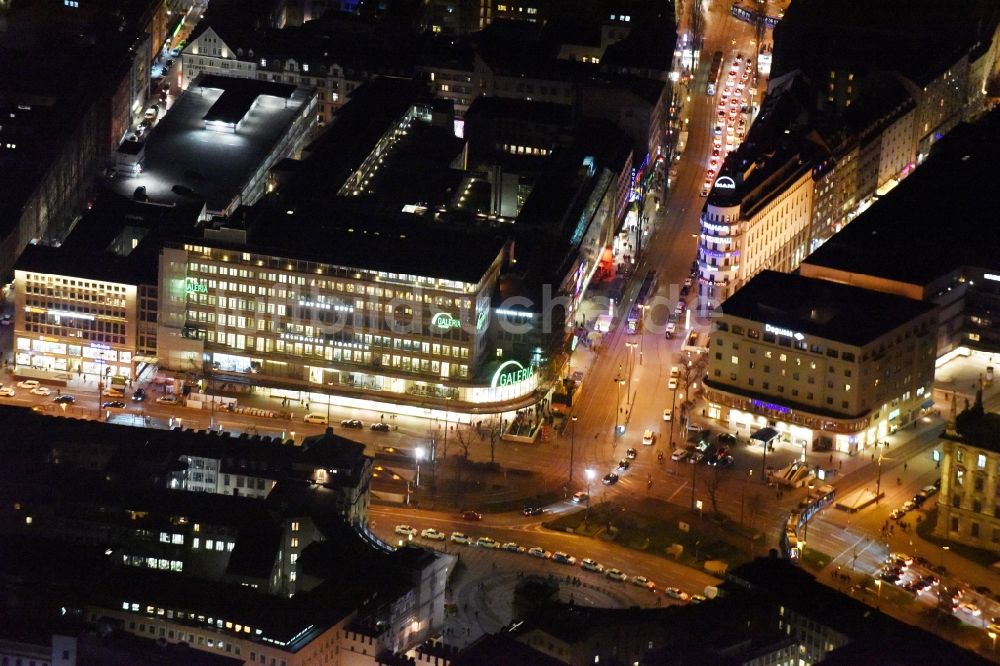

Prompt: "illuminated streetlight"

[415,447,426,487]
[585,469,596,522]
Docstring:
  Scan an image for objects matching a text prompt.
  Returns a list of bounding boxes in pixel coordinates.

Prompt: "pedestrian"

[903,462,908,472]
[829,454,833,464]
[839,460,843,470]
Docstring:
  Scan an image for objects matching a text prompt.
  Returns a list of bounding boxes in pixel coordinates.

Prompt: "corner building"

[156,223,541,416]
[703,271,938,454]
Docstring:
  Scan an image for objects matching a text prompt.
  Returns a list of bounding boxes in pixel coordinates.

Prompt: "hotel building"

[703,271,938,454]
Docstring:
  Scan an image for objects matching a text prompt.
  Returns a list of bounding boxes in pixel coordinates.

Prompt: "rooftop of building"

[465,96,574,126]
[947,405,1000,452]
[0,3,144,241]
[14,193,204,285]
[719,271,937,346]
[771,0,997,87]
[801,108,1000,286]
[600,19,675,74]
[106,74,311,214]
[452,633,565,666]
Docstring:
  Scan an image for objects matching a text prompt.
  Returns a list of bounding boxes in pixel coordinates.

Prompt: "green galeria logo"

[432,312,462,329]
[491,360,534,388]
[185,277,208,294]
[476,310,488,332]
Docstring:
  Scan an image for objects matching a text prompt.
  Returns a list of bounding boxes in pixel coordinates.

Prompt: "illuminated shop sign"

[765,324,804,341]
[985,273,1000,282]
[491,360,534,388]
[185,277,208,294]
[432,312,462,329]
[714,176,736,190]
[750,399,791,414]
[476,310,488,332]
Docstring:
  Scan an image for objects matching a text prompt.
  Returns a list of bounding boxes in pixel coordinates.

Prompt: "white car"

[450,532,471,545]
[664,587,689,601]
[16,380,39,390]
[0,386,14,397]
[672,448,690,462]
[631,575,656,591]
[528,547,552,560]
[155,395,178,405]
[580,558,604,573]
[30,386,51,396]
[959,602,982,617]
[642,430,655,446]
[605,568,627,581]
[667,378,678,390]
[572,491,589,503]
[420,528,446,541]
[501,542,524,553]
[552,551,577,565]
[476,536,499,549]
[663,409,672,422]
[394,525,417,537]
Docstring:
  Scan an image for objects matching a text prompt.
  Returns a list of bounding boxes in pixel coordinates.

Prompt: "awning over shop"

[751,426,780,445]
[920,398,935,410]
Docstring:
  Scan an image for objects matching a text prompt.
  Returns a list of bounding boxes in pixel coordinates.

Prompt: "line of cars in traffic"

[392,523,699,601]
[889,481,940,520]
[875,552,999,629]
[603,448,640,485]
[702,54,754,197]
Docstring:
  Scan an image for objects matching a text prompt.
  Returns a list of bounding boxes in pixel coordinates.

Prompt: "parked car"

[631,576,656,591]
[522,506,545,516]
[461,510,483,521]
[16,380,39,390]
[642,430,655,446]
[501,542,524,553]
[0,386,15,397]
[528,547,552,560]
[552,552,577,565]
[304,413,329,425]
[667,378,679,390]
[476,537,499,549]
[450,532,471,545]
[420,528,446,541]
[53,395,75,404]
[664,587,689,601]
[155,395,178,405]
[131,388,146,402]
[572,492,589,503]
[30,386,51,396]
[663,409,672,421]
[605,568,627,581]
[580,558,604,573]
[341,419,363,428]
[394,525,417,537]
[370,422,391,432]
[671,448,690,462]
[102,401,127,410]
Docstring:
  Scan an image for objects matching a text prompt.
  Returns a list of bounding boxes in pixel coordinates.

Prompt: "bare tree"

[485,418,502,462]
[702,465,726,515]
[454,426,474,461]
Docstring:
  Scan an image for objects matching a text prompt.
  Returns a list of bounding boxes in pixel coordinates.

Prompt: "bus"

[627,270,657,334]
[706,50,723,96]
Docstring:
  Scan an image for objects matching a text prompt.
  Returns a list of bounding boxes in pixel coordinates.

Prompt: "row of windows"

[21,323,124,346]
[123,555,184,572]
[716,323,858,360]
[21,274,129,292]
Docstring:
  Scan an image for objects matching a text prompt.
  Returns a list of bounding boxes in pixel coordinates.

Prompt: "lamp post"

[415,447,425,487]
[638,304,649,365]
[941,545,950,572]
[614,374,625,435]
[569,416,578,484]
[625,341,637,406]
[585,469,596,522]
[740,468,753,526]
[988,630,997,659]
[875,579,882,608]
[875,448,888,505]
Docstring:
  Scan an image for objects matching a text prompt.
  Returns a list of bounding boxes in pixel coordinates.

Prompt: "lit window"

[978,454,987,469]
[215,541,224,551]
[291,521,300,532]
[290,553,298,564]
[291,537,299,548]
[192,538,200,549]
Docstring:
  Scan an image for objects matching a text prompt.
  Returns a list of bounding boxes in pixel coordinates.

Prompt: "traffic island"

[541,500,759,572]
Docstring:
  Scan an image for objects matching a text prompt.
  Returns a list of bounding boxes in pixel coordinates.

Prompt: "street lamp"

[415,447,426,487]
[941,545,950,572]
[625,341,637,405]
[988,630,997,659]
[875,448,889,505]
[569,416,578,484]
[614,375,625,435]
[875,578,882,608]
[585,469,596,522]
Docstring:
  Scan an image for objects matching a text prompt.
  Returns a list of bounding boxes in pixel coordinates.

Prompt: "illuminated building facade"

[703,271,937,454]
